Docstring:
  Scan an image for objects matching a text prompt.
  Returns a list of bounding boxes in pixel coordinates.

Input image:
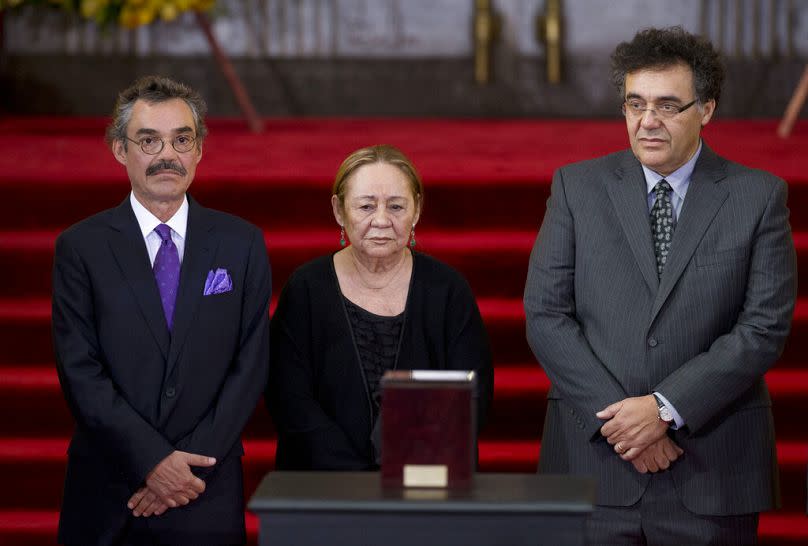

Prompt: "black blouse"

[342,296,404,412]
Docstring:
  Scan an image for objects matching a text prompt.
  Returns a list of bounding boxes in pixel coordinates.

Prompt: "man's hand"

[133,450,216,509]
[127,486,170,517]
[596,395,668,459]
[629,437,684,473]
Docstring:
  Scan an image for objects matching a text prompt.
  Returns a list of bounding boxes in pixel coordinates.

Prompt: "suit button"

[165,387,176,398]
[647,338,658,347]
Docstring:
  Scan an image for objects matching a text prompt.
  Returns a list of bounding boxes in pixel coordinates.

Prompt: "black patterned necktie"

[650,180,675,277]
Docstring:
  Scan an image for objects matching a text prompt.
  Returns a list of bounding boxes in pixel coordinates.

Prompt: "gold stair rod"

[536,0,563,84]
[473,0,500,85]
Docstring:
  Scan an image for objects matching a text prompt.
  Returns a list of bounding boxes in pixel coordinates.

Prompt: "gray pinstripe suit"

[524,143,796,517]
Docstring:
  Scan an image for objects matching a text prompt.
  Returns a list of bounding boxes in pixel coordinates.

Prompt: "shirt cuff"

[653,391,685,430]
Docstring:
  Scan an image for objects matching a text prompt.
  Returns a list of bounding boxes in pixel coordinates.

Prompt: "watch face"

[659,406,673,423]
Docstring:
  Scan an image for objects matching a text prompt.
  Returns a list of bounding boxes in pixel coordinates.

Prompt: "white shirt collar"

[642,140,703,201]
[129,193,189,239]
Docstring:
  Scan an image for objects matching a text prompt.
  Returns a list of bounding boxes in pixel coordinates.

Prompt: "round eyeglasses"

[622,99,698,120]
[125,134,197,155]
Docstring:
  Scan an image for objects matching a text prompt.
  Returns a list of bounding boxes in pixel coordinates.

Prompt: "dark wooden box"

[380,370,477,489]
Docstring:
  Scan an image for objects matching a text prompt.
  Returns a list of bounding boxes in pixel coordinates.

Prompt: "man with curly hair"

[525,27,796,544]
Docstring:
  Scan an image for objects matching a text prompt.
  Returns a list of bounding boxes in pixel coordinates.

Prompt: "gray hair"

[105,75,208,149]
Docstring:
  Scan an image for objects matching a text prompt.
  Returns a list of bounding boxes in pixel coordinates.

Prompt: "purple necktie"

[153,224,180,331]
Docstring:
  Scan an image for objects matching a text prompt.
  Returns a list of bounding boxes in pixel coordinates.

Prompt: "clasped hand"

[597,395,683,472]
[127,450,216,517]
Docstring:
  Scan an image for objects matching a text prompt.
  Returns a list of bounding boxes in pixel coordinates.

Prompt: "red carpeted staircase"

[0,117,806,544]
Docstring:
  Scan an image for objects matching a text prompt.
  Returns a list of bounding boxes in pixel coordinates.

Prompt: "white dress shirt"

[129,192,188,266]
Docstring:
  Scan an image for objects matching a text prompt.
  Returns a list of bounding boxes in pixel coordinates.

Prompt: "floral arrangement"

[0,0,216,28]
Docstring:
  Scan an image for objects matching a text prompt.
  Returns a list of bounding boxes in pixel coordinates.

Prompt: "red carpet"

[0,117,806,544]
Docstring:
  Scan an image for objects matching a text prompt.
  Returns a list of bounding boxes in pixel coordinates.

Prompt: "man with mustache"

[524,27,796,545]
[52,75,271,545]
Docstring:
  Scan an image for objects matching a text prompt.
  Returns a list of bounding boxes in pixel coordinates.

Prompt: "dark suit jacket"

[524,143,797,516]
[52,196,271,545]
[268,252,493,471]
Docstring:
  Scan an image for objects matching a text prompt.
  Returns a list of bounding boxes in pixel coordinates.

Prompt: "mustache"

[638,130,668,140]
[146,160,187,177]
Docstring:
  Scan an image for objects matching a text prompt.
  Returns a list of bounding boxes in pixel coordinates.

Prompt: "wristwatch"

[653,393,674,425]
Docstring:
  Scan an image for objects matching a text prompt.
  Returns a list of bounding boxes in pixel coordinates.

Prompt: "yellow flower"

[5,0,217,24]
[119,4,156,28]
[80,0,108,19]
[159,2,178,21]
[137,8,156,25]
[196,0,215,11]
[119,9,137,27]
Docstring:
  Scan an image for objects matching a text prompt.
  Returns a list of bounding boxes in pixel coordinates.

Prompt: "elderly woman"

[268,144,493,471]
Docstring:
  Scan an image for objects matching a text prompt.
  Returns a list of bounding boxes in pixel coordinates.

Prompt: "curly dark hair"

[106,75,208,149]
[611,26,725,106]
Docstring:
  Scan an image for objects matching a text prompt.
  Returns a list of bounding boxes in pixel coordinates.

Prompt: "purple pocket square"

[203,268,233,296]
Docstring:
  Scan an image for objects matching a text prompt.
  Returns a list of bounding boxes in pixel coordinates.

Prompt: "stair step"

[0,229,539,252]
[1,120,806,220]
[0,438,804,511]
[11,229,808,253]
[2,506,808,546]
[7,364,808,402]
[0,437,793,468]
[4,296,808,368]
[0,229,534,299]
[8,228,808,256]
[0,181,549,236]
[7,230,808,300]
[3,365,807,439]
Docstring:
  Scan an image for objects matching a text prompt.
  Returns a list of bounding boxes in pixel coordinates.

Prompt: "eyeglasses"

[125,134,196,155]
[622,99,698,120]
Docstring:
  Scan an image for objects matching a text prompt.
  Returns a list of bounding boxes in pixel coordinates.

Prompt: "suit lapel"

[607,152,660,294]
[650,144,729,323]
[107,199,170,360]
[165,197,218,379]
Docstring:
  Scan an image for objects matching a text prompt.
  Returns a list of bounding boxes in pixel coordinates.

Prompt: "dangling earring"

[339,225,346,247]
[409,225,416,248]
